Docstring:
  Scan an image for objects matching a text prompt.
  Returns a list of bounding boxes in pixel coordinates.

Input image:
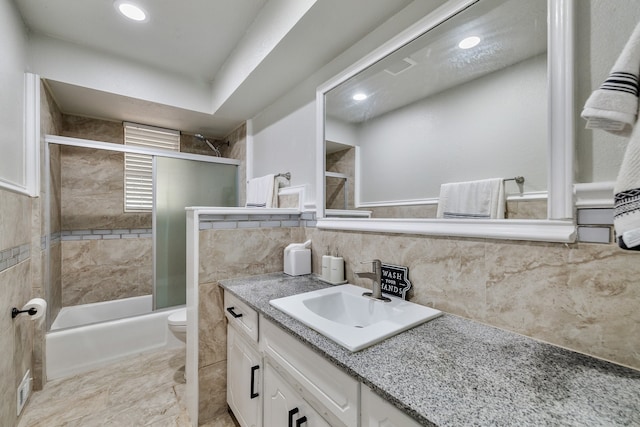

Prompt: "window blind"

[123,123,180,212]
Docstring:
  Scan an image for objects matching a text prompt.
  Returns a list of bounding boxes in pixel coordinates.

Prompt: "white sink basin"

[269,284,442,351]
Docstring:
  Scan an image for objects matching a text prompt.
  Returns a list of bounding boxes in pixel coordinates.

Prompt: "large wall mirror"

[315,0,576,242]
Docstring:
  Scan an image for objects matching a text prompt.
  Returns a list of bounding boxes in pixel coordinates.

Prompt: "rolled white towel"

[581,21,640,137]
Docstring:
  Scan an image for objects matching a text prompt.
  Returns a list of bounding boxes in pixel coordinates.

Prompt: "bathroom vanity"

[221,273,640,426]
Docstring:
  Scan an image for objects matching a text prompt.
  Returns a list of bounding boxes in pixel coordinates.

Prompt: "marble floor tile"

[17,348,194,427]
[199,411,239,427]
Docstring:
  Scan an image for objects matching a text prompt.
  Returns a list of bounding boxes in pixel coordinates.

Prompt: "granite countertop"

[219,273,640,426]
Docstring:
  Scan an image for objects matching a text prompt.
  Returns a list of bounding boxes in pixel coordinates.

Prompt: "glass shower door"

[154,157,237,309]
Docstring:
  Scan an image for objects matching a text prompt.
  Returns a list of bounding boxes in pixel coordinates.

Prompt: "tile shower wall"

[57,116,245,307]
[197,218,305,424]
[59,116,152,306]
[42,82,63,330]
[61,235,152,306]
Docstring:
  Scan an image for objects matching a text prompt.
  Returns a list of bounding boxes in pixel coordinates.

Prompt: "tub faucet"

[355,259,390,302]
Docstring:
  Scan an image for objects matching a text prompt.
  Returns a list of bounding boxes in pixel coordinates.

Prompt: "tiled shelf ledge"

[196,207,317,229]
[0,243,30,272]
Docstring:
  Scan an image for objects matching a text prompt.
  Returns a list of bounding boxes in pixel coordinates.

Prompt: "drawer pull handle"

[296,416,308,426]
[226,307,243,318]
[288,408,299,427]
[250,365,260,399]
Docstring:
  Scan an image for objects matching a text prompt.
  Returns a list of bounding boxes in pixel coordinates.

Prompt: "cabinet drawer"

[264,361,331,427]
[260,316,359,427]
[224,290,259,342]
[361,385,421,427]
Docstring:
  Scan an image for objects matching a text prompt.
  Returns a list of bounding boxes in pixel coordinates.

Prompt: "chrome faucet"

[355,259,390,302]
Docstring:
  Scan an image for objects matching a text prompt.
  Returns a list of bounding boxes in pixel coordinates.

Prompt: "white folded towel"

[581,21,640,136]
[581,21,640,250]
[436,178,505,219]
[246,174,276,208]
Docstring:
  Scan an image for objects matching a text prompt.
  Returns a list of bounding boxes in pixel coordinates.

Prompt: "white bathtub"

[46,295,184,380]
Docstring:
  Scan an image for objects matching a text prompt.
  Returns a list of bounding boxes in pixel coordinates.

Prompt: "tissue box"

[284,248,311,276]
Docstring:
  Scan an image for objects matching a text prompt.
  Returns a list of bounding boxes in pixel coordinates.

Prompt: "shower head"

[193,133,222,157]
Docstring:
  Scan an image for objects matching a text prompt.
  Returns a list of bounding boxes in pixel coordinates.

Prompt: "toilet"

[167,308,187,343]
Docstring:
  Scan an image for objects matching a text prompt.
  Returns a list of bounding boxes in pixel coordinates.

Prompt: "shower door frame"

[44,135,240,330]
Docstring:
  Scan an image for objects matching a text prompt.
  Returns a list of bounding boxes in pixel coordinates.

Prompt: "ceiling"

[326,0,547,124]
[14,0,414,137]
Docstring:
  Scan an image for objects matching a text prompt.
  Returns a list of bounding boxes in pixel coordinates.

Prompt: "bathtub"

[46,295,184,380]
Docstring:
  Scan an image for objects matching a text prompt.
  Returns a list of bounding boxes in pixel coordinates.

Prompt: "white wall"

[358,54,547,203]
[576,1,640,183]
[252,101,317,204]
[249,0,447,207]
[0,0,28,190]
[28,35,213,114]
[326,118,358,147]
[251,0,640,206]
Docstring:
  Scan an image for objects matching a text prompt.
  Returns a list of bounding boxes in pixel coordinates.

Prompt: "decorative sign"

[380,263,411,299]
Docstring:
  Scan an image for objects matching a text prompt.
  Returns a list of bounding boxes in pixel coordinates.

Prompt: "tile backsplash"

[195,212,640,372]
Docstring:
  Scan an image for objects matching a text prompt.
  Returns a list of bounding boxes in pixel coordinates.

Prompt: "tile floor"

[17,348,238,427]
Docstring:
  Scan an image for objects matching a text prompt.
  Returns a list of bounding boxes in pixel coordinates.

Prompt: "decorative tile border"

[41,232,61,250]
[61,228,152,241]
[199,212,317,230]
[0,243,30,273]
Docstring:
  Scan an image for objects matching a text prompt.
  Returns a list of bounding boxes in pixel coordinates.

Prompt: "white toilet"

[167,308,187,343]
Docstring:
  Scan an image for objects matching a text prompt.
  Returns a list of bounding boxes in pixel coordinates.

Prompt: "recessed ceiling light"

[353,93,368,101]
[458,36,481,49]
[115,1,148,22]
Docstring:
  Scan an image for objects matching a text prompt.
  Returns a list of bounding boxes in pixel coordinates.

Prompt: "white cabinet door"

[263,362,331,427]
[227,324,262,427]
[360,385,421,427]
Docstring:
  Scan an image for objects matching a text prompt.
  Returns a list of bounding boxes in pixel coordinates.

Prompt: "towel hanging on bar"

[245,173,290,208]
[436,178,505,219]
[581,21,640,136]
[581,21,640,250]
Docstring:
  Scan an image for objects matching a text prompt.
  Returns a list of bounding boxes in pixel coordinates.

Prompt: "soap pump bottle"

[329,248,345,283]
[321,248,331,281]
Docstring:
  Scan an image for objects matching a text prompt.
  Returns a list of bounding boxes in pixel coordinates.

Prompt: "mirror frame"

[315,0,576,243]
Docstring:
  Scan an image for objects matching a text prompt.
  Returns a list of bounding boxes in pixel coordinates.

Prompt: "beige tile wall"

[60,146,151,230]
[61,238,152,306]
[31,82,65,389]
[57,116,150,307]
[61,115,123,144]
[304,228,640,370]
[326,147,355,210]
[55,116,245,309]
[197,226,305,424]
[0,188,33,427]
